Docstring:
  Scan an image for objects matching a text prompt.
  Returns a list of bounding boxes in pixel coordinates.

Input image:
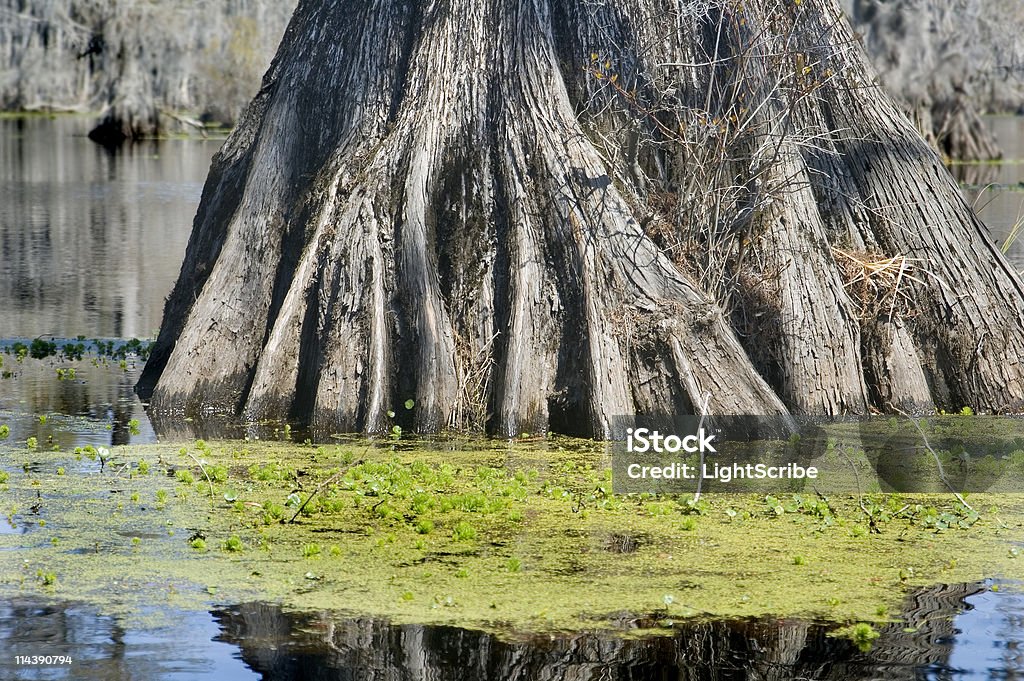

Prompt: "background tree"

[0,0,295,141]
[846,0,1024,161]
[138,0,1024,438]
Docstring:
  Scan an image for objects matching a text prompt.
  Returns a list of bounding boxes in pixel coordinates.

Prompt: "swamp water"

[0,584,1021,680]
[0,117,1023,678]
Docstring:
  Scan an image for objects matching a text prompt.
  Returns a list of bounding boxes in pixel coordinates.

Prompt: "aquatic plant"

[452,521,477,542]
[11,342,28,360]
[223,535,244,552]
[61,342,86,361]
[839,622,880,652]
[29,338,57,360]
[250,462,293,481]
[261,501,285,524]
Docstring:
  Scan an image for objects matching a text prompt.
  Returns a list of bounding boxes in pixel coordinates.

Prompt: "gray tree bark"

[138,0,1024,438]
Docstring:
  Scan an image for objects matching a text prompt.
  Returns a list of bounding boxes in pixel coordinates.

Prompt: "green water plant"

[838,622,881,652]
[452,521,477,541]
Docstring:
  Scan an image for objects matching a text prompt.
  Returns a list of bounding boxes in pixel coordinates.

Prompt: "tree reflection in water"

[213,583,1020,681]
[1,582,1020,680]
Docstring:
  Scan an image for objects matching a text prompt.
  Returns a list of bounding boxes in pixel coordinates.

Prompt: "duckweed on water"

[0,438,1021,634]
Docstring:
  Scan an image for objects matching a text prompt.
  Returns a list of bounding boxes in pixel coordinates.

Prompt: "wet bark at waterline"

[137,0,1024,437]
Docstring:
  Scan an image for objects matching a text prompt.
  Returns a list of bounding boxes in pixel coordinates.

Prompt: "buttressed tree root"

[138,0,1024,437]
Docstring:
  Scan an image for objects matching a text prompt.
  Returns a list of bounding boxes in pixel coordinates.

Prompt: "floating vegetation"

[1,336,154,362]
[0,437,1021,635]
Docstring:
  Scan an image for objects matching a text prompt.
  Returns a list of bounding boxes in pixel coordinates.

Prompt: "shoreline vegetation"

[0,435,1021,639]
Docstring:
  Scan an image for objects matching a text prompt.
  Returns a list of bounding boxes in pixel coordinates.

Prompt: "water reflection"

[0,573,1020,678]
[0,601,255,681]
[0,349,156,448]
[0,116,217,340]
[961,116,1024,271]
[206,581,1020,680]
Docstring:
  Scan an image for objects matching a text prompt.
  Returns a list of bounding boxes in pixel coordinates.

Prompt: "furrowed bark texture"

[139,0,1024,436]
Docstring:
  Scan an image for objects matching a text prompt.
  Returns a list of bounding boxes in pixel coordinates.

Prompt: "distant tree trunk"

[0,0,295,144]
[848,0,1024,161]
[137,0,1024,438]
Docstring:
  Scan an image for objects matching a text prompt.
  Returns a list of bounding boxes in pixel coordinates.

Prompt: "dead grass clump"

[831,247,922,322]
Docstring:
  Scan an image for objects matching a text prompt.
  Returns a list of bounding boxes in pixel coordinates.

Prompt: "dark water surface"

[0,582,1021,680]
[2,117,1024,679]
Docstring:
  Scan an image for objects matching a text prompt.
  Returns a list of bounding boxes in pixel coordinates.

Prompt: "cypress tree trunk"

[138,0,1024,437]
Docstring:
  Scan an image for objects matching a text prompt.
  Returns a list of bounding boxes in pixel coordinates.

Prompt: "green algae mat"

[0,437,1021,634]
